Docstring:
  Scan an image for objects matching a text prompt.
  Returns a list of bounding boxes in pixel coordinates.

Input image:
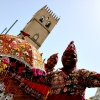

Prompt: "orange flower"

[0,35,4,39]
[13,47,20,52]
[26,58,30,63]
[5,43,8,46]
[4,49,8,53]
[0,62,7,69]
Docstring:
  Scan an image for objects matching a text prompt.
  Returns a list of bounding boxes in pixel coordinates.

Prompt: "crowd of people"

[30,41,100,100]
[0,41,100,100]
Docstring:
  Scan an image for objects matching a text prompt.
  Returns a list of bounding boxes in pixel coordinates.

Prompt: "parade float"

[0,34,49,100]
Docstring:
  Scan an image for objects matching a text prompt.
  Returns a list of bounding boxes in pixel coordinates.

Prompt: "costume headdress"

[48,53,58,64]
[64,41,77,54]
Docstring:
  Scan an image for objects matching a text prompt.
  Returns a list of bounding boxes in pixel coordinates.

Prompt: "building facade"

[18,5,60,49]
[89,88,100,100]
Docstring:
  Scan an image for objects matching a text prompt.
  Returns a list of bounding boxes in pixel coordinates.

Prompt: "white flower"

[16,52,19,56]
[23,51,29,56]
[0,46,3,49]
[12,41,17,44]
[34,56,37,59]
[0,40,3,43]
[21,57,24,60]
[8,45,11,48]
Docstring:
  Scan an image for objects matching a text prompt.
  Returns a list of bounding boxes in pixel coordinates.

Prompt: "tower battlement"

[43,5,60,21]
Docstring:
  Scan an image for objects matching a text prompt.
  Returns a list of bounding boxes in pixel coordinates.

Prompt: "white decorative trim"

[0,53,32,69]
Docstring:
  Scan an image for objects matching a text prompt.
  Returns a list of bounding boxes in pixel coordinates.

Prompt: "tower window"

[39,16,45,22]
[33,33,39,41]
[45,21,51,28]
[46,17,49,20]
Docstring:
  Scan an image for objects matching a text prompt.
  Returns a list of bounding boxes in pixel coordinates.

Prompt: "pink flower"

[39,78,44,83]
[33,72,37,76]
[3,58,9,64]
[31,67,36,72]
[37,71,42,76]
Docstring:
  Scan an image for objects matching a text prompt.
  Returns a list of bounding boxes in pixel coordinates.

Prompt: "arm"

[39,72,53,86]
[79,69,100,87]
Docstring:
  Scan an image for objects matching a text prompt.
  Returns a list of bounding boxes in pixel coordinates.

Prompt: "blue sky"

[1,0,100,99]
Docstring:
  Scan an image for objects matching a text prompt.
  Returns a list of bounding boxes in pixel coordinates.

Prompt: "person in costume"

[17,53,58,100]
[44,41,100,100]
[44,53,58,74]
[7,41,100,100]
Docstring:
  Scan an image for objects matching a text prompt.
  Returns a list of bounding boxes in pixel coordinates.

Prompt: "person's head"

[47,53,58,69]
[61,41,77,70]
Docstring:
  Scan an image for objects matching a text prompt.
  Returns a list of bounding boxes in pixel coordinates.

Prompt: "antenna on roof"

[1,27,7,34]
[5,20,18,34]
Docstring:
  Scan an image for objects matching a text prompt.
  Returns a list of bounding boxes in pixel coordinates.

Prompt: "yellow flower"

[3,64,7,69]
[38,57,41,61]
[20,45,25,49]
[0,68,3,72]
[4,49,8,53]
[0,62,7,69]
[13,47,20,52]
[0,35,4,39]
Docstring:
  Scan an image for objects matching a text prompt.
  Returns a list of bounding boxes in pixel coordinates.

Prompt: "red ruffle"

[23,79,50,96]
[18,67,25,74]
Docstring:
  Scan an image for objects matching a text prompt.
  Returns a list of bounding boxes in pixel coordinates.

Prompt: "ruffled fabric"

[22,79,50,96]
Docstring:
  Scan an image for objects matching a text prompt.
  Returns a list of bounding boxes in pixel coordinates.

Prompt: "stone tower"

[89,88,100,100]
[17,5,60,49]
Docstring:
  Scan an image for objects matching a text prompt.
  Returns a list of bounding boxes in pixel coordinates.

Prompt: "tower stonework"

[18,5,60,49]
[89,88,100,100]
